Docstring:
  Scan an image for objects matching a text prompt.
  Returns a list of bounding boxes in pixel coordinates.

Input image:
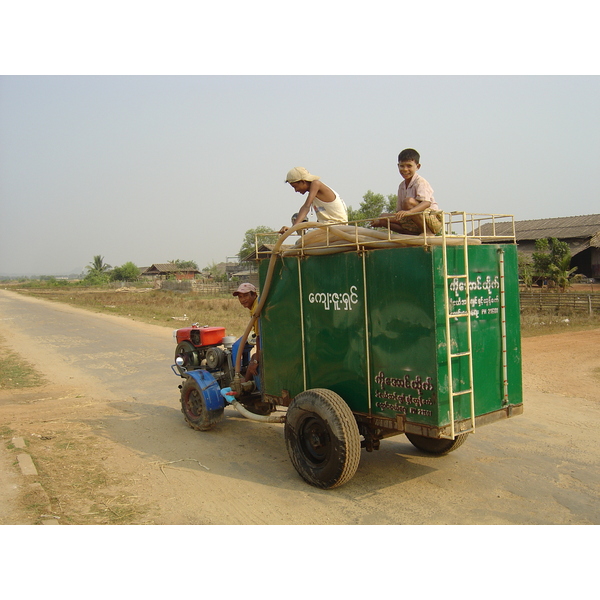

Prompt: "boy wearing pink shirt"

[371,148,443,235]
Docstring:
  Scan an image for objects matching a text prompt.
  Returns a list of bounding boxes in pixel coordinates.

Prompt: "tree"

[110,262,140,281]
[168,259,199,270]
[83,255,111,285]
[347,190,397,222]
[548,254,578,292]
[202,261,228,281]
[239,226,279,262]
[531,237,577,291]
[86,255,111,274]
[518,252,534,289]
[202,261,219,277]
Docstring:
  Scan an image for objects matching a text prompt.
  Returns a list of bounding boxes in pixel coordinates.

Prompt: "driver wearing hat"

[233,282,260,381]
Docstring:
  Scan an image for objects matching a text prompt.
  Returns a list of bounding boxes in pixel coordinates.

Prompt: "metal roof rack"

[253,212,516,258]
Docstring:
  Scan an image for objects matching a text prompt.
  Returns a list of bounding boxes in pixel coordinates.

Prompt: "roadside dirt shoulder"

[0,382,155,524]
[521,328,600,401]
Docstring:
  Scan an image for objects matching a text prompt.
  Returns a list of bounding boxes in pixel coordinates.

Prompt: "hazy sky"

[1,2,598,276]
[1,75,599,276]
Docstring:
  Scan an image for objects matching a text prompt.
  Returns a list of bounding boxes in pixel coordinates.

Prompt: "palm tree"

[86,255,111,274]
[548,255,577,292]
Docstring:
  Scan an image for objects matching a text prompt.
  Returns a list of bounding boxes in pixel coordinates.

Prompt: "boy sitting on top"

[279,167,348,234]
[371,148,443,235]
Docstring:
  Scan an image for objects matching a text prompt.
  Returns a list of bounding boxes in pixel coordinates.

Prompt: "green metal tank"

[258,242,523,440]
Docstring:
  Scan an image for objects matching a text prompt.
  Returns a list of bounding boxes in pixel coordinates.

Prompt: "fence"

[519,291,600,315]
[158,280,232,294]
[158,279,261,295]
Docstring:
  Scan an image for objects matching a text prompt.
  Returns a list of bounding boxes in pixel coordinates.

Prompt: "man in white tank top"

[279,167,348,234]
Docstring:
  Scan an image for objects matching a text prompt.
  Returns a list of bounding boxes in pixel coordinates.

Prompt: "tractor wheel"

[405,432,469,455]
[175,341,199,375]
[285,388,361,489]
[180,378,223,431]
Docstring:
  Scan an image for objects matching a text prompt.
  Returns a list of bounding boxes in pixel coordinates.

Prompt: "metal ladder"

[440,213,476,439]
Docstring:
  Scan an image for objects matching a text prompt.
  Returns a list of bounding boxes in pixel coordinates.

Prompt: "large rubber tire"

[180,378,224,431]
[175,341,199,375]
[405,432,469,455]
[285,388,361,489]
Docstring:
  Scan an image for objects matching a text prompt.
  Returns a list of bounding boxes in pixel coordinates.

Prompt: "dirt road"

[1,288,599,525]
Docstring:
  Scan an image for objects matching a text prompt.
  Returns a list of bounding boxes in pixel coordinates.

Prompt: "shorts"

[397,210,443,234]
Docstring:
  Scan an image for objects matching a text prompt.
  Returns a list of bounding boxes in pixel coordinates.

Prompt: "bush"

[111,262,140,282]
[82,271,110,286]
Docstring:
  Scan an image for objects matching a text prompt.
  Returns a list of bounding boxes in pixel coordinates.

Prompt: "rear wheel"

[285,388,361,489]
[180,378,223,431]
[405,432,468,455]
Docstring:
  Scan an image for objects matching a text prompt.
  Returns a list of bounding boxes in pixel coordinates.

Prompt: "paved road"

[1,289,599,525]
[0,289,175,403]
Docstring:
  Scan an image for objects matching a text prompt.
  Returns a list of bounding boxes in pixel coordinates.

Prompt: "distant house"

[139,263,200,280]
[480,214,600,278]
[238,244,295,289]
[225,259,241,278]
[230,269,253,280]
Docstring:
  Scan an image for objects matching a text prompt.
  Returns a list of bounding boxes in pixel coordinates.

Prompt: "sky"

[2,75,599,277]
[1,5,598,277]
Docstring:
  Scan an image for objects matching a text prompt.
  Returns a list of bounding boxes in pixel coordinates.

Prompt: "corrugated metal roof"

[478,214,600,243]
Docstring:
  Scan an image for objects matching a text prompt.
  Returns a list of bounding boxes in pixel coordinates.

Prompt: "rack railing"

[253,212,516,258]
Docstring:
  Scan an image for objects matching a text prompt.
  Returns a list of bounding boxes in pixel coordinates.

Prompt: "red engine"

[175,325,225,347]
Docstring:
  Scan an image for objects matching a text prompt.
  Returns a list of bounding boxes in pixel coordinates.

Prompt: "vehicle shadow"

[84,399,438,496]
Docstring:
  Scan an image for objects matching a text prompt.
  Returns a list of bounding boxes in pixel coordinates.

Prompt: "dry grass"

[0,334,48,389]
[518,283,600,335]
[12,285,600,340]
[15,423,153,524]
[520,311,600,337]
[13,288,251,337]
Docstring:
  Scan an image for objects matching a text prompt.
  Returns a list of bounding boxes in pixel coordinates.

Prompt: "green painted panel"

[365,247,439,425]
[300,252,369,410]
[259,258,304,397]
[259,253,369,408]
[433,243,523,426]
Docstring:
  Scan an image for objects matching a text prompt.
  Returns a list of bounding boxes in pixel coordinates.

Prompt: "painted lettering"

[308,285,359,311]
